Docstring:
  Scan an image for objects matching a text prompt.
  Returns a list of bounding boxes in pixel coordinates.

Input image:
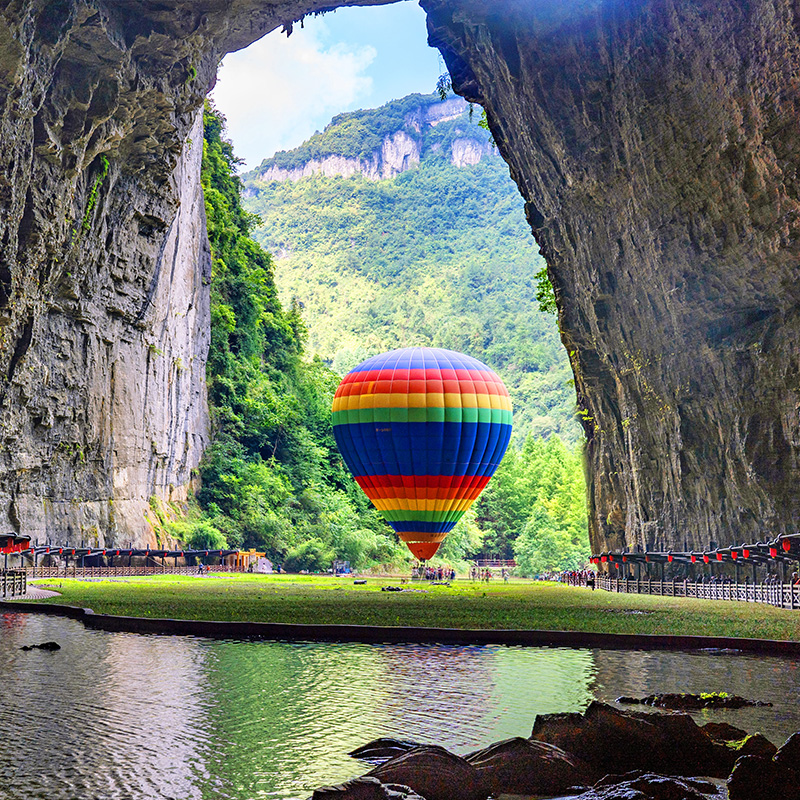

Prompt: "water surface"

[1,612,798,799]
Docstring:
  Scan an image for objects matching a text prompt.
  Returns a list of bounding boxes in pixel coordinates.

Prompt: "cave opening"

[199,0,587,571]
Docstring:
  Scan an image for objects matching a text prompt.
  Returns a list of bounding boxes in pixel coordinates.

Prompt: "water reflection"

[592,649,800,746]
[1,613,799,800]
[0,614,209,799]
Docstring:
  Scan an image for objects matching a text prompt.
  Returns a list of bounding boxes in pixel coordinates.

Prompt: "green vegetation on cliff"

[195,103,405,571]
[194,102,588,574]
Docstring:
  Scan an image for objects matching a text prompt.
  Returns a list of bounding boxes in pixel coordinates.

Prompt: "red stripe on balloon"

[358,475,492,491]
[335,368,509,392]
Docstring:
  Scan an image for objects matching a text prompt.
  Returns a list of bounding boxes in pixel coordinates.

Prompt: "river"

[1,611,798,799]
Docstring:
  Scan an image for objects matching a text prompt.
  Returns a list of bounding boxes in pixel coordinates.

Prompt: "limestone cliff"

[0,2,214,546]
[4,0,800,554]
[252,96,491,183]
[424,0,800,552]
[256,130,421,182]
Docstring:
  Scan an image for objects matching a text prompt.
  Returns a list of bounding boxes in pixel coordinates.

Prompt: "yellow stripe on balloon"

[372,496,480,513]
[334,388,511,412]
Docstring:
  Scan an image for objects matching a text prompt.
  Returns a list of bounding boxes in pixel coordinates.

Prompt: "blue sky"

[211,1,443,170]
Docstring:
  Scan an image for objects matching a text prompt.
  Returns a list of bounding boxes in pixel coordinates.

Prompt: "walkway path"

[15,583,61,600]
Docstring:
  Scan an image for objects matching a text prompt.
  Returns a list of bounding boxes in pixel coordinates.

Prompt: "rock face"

[465,736,596,796]
[366,746,489,800]
[424,0,800,552]
[529,701,734,777]
[0,3,216,546]
[6,0,800,549]
[256,130,421,182]
[254,97,489,183]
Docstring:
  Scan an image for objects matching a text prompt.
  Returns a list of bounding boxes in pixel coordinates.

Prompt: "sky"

[211,2,444,170]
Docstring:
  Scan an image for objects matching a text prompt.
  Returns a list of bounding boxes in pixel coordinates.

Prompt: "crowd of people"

[556,569,596,588]
[467,565,511,582]
[414,564,456,581]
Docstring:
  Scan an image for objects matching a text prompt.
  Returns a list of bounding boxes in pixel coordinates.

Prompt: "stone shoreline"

[315,702,799,800]
[3,598,800,655]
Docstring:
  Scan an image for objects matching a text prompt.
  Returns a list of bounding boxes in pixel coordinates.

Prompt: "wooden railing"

[1,569,26,598]
[594,574,800,610]
[22,565,245,579]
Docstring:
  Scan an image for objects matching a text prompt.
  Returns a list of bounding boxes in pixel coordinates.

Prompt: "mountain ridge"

[245,94,494,183]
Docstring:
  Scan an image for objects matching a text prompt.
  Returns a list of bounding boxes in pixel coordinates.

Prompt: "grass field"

[25,573,800,641]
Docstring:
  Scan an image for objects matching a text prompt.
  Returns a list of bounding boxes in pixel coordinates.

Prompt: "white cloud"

[211,26,376,170]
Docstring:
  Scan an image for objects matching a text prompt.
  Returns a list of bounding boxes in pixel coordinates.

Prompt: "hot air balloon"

[332,347,512,560]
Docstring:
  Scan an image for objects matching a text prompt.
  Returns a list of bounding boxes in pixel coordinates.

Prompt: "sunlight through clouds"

[212,26,376,170]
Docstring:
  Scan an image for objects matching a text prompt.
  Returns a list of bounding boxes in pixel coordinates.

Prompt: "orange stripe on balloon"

[356,475,492,492]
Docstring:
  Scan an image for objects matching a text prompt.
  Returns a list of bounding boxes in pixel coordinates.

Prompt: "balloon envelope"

[332,347,512,560]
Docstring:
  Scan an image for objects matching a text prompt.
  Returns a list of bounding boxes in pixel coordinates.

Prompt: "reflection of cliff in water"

[0,615,208,800]
[589,649,800,746]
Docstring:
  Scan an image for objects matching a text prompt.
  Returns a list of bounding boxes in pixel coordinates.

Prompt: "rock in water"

[617,693,772,709]
[575,771,719,799]
[465,736,595,796]
[701,722,749,742]
[773,731,800,770]
[20,641,60,651]
[367,746,488,800]
[312,776,425,800]
[349,738,426,764]
[530,701,732,777]
[727,754,800,800]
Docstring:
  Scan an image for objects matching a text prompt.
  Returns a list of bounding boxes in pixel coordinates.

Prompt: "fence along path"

[564,572,800,610]
[21,564,244,579]
[0,569,25,598]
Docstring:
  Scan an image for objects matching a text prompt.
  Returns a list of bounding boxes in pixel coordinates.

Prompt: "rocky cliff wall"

[424,0,800,552]
[0,2,216,546]
[254,97,490,183]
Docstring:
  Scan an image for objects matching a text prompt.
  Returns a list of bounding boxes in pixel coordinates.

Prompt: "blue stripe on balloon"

[332,421,512,476]
[347,347,495,373]
[391,521,459,534]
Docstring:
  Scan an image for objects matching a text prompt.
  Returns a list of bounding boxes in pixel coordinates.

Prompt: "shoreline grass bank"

[17,574,800,643]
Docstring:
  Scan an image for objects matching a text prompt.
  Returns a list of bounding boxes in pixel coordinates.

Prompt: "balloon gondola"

[332,347,512,560]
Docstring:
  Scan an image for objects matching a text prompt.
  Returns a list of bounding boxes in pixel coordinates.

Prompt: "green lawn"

[24,574,800,641]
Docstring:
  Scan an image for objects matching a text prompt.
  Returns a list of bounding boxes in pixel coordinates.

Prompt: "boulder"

[727,754,800,800]
[616,693,771,710]
[367,746,488,800]
[382,786,426,800]
[349,738,426,765]
[701,722,749,742]
[465,736,595,795]
[312,777,390,800]
[312,777,425,800]
[774,732,800,771]
[530,701,730,777]
[574,771,719,799]
[724,733,777,761]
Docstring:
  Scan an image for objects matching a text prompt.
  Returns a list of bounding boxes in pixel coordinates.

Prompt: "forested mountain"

[185,105,406,571]
[191,101,589,573]
[243,93,580,444]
